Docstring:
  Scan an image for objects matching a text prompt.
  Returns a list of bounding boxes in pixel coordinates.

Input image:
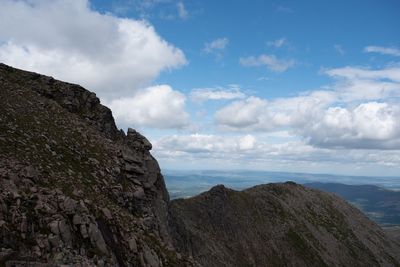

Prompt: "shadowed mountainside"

[305,182,400,226]
[169,183,400,267]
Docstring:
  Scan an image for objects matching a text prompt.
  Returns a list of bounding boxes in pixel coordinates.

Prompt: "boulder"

[88,223,108,254]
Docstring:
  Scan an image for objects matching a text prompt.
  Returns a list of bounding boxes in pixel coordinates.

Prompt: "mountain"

[0,63,188,266]
[169,183,400,267]
[305,182,400,226]
[1,63,399,266]
[164,170,400,199]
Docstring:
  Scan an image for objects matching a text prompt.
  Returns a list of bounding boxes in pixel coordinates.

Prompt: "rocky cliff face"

[169,183,400,267]
[0,63,188,266]
[1,63,399,267]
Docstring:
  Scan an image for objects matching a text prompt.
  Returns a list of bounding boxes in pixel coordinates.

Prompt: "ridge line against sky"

[0,0,399,176]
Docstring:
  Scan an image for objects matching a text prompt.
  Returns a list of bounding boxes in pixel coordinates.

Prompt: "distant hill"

[164,169,400,199]
[305,182,400,226]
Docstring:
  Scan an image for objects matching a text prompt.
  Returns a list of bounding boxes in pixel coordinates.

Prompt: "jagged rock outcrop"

[1,63,399,267]
[0,63,189,266]
[0,65,122,141]
[169,183,400,267]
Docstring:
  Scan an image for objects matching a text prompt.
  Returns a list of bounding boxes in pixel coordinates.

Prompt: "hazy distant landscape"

[164,170,400,226]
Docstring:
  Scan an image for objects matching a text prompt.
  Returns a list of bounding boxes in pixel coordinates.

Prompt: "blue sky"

[1,0,400,176]
[93,0,399,98]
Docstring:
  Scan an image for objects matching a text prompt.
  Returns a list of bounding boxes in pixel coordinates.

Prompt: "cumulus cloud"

[215,91,335,131]
[324,66,400,102]
[153,134,400,174]
[364,46,400,57]
[215,97,271,129]
[215,66,400,149]
[190,85,245,102]
[108,85,189,129]
[154,133,258,155]
[304,102,400,149]
[0,0,186,98]
[240,54,295,72]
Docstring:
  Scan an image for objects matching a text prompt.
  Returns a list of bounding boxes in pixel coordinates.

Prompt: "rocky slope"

[169,183,400,266]
[0,63,189,266]
[1,63,399,266]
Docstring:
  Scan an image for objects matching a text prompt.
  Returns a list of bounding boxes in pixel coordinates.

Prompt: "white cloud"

[240,54,295,72]
[267,38,287,48]
[215,97,270,129]
[364,46,400,57]
[190,85,245,102]
[154,133,258,154]
[177,2,188,19]
[303,102,400,149]
[239,135,256,150]
[336,78,400,102]
[203,37,229,54]
[324,66,400,102]
[0,0,186,98]
[325,66,400,83]
[108,85,189,129]
[271,91,336,126]
[153,134,400,174]
[352,102,398,139]
[215,91,335,131]
[215,66,400,149]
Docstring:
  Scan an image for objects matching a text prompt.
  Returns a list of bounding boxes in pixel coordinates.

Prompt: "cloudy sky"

[1,0,400,176]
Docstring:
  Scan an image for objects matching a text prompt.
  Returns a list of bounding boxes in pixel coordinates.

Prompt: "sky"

[0,0,400,176]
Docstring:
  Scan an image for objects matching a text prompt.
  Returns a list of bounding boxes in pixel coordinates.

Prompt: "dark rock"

[126,128,152,150]
[133,187,145,199]
[123,162,144,174]
[143,245,160,267]
[101,208,112,220]
[121,148,142,164]
[88,222,108,254]
[128,237,138,253]
[169,183,400,267]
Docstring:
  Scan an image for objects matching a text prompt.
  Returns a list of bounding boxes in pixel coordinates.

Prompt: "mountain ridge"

[169,182,400,266]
